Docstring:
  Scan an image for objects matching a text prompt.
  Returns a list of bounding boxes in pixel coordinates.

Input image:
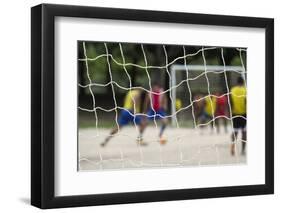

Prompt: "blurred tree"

[78,42,246,99]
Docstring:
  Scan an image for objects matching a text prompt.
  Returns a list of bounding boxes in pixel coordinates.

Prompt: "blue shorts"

[118,109,141,126]
[147,108,166,120]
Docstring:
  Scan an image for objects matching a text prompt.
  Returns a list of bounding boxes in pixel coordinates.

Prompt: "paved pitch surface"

[79,126,246,171]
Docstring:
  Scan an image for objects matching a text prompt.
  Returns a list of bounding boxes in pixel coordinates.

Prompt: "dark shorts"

[232,114,246,129]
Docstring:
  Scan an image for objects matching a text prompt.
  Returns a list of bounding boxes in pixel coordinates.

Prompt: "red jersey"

[152,88,163,111]
[216,95,227,116]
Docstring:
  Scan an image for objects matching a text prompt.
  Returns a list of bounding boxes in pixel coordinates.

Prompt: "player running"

[215,92,229,134]
[197,94,216,133]
[230,77,247,156]
[193,93,205,125]
[143,82,168,144]
[101,88,146,147]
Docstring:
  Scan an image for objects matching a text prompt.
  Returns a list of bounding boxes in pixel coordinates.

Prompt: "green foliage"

[79,42,246,96]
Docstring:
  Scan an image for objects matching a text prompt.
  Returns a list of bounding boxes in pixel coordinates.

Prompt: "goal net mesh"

[78,42,247,171]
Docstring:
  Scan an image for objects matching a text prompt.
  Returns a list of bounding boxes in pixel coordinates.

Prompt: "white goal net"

[78,42,247,171]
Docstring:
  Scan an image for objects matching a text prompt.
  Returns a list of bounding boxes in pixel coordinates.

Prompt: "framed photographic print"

[31,3,274,209]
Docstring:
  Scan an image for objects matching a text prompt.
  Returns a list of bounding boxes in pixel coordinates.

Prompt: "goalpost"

[170,65,246,127]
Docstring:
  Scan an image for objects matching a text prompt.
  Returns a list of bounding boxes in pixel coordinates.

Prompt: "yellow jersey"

[230,85,246,115]
[123,90,140,112]
[204,96,216,116]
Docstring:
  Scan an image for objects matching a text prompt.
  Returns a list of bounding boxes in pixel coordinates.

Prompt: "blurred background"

[78,42,246,129]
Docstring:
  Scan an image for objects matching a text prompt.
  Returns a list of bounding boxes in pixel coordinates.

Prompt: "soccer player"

[101,88,146,147]
[215,92,229,133]
[143,82,168,144]
[230,76,247,155]
[193,93,205,125]
[197,94,216,133]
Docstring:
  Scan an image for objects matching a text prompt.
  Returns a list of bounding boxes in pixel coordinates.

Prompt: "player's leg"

[241,130,246,155]
[146,108,167,144]
[231,116,239,156]
[223,117,228,133]
[210,117,215,134]
[100,110,127,147]
[158,117,168,145]
[101,126,122,147]
[198,112,207,133]
[199,116,207,135]
[194,106,201,126]
[158,109,168,138]
[137,116,147,140]
[241,116,247,155]
[159,118,168,138]
[197,113,204,126]
[215,118,220,134]
[204,113,214,134]
[134,115,147,146]
[230,130,238,156]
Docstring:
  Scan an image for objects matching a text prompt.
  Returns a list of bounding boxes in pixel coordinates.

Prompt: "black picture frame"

[31,3,274,209]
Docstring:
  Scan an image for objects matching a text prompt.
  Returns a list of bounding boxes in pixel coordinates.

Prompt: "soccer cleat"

[159,136,167,145]
[136,136,147,146]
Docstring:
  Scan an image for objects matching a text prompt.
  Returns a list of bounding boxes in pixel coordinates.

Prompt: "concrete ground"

[78,126,246,171]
